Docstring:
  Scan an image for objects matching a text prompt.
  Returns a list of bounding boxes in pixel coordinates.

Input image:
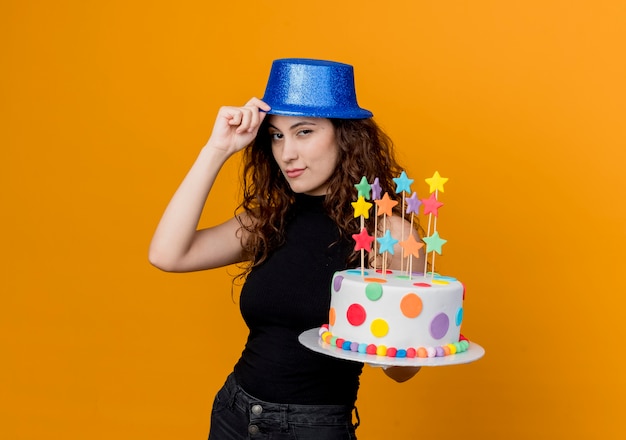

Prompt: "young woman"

[149,59,423,439]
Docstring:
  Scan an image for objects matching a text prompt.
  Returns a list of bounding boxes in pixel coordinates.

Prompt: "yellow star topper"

[351,196,373,219]
[425,171,449,193]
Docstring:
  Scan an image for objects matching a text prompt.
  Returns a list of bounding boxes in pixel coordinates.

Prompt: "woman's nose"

[281,138,298,161]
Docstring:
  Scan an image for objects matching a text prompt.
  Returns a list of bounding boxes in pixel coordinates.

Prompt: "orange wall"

[2,1,625,439]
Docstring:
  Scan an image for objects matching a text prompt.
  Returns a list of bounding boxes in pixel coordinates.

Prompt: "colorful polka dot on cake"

[400,293,422,318]
[370,318,389,337]
[328,308,336,326]
[333,276,344,292]
[430,313,450,339]
[346,303,366,326]
[365,283,383,301]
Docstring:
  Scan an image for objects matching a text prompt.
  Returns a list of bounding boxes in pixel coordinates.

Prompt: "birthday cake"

[321,270,467,358]
[320,171,470,359]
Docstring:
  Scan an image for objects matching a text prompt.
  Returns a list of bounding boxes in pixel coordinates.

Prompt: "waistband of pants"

[223,372,359,428]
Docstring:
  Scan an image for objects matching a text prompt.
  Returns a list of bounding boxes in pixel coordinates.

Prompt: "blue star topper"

[377,229,399,255]
[393,171,414,194]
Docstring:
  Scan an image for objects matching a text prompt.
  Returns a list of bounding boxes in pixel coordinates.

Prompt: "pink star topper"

[352,227,375,252]
[421,193,444,216]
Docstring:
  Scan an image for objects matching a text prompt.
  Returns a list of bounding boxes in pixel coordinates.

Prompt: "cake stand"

[298,327,485,367]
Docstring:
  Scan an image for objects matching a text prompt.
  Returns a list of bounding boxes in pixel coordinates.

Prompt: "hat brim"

[266,105,373,119]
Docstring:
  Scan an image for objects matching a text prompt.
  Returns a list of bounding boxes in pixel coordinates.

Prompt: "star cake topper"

[425,171,448,193]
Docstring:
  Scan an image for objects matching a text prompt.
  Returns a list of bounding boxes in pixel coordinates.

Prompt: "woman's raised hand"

[205,97,271,156]
[149,98,271,272]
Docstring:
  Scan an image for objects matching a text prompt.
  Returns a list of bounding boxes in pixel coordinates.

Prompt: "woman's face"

[268,115,339,196]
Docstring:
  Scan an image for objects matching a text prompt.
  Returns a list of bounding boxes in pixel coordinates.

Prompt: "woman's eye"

[297,129,313,136]
[270,132,283,140]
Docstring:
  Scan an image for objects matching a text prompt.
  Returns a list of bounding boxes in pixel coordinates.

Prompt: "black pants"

[208,373,359,439]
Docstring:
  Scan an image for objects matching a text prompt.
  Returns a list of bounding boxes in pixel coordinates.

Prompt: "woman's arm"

[380,215,425,382]
[148,98,270,272]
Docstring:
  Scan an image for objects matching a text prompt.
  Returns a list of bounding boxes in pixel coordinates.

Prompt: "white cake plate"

[298,327,485,367]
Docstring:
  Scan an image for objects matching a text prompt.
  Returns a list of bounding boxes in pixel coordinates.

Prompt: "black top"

[234,194,363,405]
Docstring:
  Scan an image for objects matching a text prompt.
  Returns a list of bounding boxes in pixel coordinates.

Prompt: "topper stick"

[351,193,373,278]
[400,192,406,272]
[409,211,415,279]
[431,189,439,278]
[423,212,432,275]
[382,214,387,275]
[430,250,436,281]
[370,177,381,271]
[433,190,439,232]
[373,205,379,270]
[382,242,388,278]
[383,247,388,276]
[360,216,365,276]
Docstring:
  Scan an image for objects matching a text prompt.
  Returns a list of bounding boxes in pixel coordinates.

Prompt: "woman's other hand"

[382,366,421,382]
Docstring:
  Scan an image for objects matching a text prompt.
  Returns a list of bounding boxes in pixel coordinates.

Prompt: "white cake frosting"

[323,269,468,358]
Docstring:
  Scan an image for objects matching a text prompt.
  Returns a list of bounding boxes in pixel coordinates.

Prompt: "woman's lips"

[286,168,305,178]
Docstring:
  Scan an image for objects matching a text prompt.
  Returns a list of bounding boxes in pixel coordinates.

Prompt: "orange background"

[2,1,625,439]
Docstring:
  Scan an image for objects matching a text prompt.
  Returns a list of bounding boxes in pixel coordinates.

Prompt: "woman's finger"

[247,97,271,112]
[236,107,254,133]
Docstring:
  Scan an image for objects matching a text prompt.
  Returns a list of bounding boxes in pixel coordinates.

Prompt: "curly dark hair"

[234,117,419,279]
